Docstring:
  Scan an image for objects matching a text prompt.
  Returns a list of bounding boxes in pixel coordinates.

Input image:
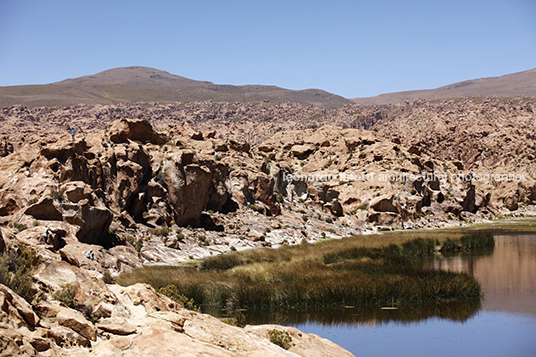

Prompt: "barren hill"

[352,68,536,104]
[0,66,352,108]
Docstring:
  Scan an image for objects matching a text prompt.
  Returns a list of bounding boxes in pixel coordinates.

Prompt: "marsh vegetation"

[117,232,493,310]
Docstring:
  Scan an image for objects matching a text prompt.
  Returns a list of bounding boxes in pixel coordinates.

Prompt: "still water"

[245,234,536,356]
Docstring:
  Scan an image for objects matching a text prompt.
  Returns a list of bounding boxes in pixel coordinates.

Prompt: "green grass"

[117,232,493,310]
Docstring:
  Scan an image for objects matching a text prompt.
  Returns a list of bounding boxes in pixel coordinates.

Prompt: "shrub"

[221,311,247,328]
[0,245,37,302]
[53,284,78,308]
[358,203,369,210]
[49,185,66,202]
[149,227,171,237]
[247,204,261,212]
[126,235,135,245]
[159,285,198,311]
[14,223,27,232]
[102,272,115,284]
[27,198,38,206]
[176,231,185,241]
[268,329,295,350]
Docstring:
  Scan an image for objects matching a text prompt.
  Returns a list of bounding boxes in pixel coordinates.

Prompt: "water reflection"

[239,300,482,326]
[422,234,536,316]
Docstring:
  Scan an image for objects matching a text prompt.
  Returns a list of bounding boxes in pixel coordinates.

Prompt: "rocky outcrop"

[0,253,356,357]
[107,118,168,145]
[163,157,229,225]
[0,284,39,329]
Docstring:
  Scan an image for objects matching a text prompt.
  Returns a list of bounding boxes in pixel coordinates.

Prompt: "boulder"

[97,318,137,335]
[108,119,167,145]
[369,194,399,214]
[369,212,400,226]
[0,332,36,357]
[228,140,250,152]
[0,284,40,328]
[51,324,91,347]
[164,236,181,249]
[64,181,92,203]
[291,144,315,159]
[252,175,281,216]
[57,307,97,341]
[62,200,113,245]
[258,142,276,152]
[24,196,62,221]
[163,158,228,226]
[92,328,238,357]
[324,200,343,216]
[461,185,476,213]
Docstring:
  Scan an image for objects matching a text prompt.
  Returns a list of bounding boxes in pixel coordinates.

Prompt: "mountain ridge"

[0,66,352,108]
[352,67,536,104]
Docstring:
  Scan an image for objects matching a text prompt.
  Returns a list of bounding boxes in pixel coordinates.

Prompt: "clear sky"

[0,0,535,98]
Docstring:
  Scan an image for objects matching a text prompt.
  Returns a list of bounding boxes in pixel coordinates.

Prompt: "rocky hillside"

[1,116,535,265]
[2,96,534,172]
[0,67,352,108]
[352,67,536,104]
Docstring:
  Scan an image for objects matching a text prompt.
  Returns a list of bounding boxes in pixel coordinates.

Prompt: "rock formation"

[0,96,534,355]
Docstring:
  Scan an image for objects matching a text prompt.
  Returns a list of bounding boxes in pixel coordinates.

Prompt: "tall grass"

[117,232,493,310]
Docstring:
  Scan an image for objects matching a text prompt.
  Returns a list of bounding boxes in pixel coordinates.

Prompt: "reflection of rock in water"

[424,234,536,316]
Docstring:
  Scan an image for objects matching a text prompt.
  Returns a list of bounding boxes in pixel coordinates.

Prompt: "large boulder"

[461,185,477,213]
[107,119,167,145]
[164,162,214,225]
[163,154,229,225]
[24,196,63,221]
[252,175,281,216]
[62,200,113,245]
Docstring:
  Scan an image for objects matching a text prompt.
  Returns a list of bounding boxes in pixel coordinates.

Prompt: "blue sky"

[0,0,535,98]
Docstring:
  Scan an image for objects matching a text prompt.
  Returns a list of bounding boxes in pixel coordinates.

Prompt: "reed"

[117,232,493,310]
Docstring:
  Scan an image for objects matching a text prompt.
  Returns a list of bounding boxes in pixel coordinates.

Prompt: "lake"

[244,234,536,356]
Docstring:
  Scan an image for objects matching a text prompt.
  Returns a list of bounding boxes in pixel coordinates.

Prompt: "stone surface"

[96,318,137,335]
[0,284,39,328]
[57,307,98,341]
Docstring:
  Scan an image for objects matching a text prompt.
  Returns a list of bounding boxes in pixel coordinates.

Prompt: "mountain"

[352,67,536,104]
[0,66,352,108]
